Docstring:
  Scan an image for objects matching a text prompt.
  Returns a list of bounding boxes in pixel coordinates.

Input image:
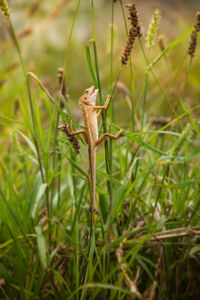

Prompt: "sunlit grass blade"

[146,27,193,71]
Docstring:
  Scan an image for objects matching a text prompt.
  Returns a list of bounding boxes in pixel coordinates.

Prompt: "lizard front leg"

[95,129,123,147]
[83,95,111,118]
[67,122,88,143]
[96,95,111,118]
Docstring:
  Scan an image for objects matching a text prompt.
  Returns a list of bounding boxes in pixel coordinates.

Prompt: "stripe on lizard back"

[66,85,123,243]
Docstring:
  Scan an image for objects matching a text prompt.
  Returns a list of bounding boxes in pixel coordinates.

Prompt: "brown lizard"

[67,86,123,239]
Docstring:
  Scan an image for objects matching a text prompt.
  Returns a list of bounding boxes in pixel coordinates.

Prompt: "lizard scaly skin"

[68,86,123,239]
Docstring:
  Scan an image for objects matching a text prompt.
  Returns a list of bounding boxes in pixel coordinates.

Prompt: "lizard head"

[84,86,98,105]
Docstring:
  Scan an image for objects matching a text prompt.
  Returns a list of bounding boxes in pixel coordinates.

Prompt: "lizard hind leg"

[95,129,123,147]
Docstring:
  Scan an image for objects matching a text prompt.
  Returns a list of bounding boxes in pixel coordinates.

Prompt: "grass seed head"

[188,10,200,58]
[121,3,142,65]
[0,0,10,19]
[146,9,161,48]
[195,11,200,32]
[58,123,80,154]
[171,124,191,161]
[121,25,137,65]
[127,3,142,37]
[188,30,198,58]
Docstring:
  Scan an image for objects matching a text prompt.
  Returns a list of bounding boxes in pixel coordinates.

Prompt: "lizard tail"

[88,147,96,240]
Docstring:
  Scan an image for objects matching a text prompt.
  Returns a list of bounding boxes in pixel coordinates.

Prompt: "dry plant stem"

[52,225,200,253]
[123,227,200,246]
[116,234,141,298]
[150,229,200,241]
[141,281,157,300]
[95,226,200,248]
[153,225,200,235]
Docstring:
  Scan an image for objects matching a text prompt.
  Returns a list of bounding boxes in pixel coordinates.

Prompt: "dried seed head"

[157,35,165,52]
[58,122,80,154]
[57,68,68,105]
[195,11,200,32]
[116,81,129,97]
[121,3,142,65]
[188,10,200,59]
[188,119,200,140]
[121,25,137,65]
[0,0,10,18]
[127,3,142,37]
[188,30,198,58]
[146,9,161,48]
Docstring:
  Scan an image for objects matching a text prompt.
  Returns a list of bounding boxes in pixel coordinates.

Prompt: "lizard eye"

[85,89,89,94]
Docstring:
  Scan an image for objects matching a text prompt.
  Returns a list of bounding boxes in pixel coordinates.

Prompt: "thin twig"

[116,232,141,299]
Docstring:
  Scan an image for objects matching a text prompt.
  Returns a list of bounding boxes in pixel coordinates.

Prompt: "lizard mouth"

[85,85,99,96]
[86,85,98,105]
[84,86,98,105]
[90,85,98,96]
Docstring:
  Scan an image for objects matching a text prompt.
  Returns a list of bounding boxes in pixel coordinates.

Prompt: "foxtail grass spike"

[171,124,191,161]
[121,3,142,65]
[0,0,10,19]
[146,9,161,48]
[127,3,142,37]
[58,122,80,154]
[121,25,137,65]
[195,11,200,32]
[188,30,198,58]
[188,11,200,58]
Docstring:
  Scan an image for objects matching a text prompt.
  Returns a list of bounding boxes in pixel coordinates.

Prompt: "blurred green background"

[0,0,200,149]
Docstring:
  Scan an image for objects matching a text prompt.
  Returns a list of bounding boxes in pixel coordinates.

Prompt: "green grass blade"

[146,27,193,71]
[35,225,47,269]
[85,43,98,85]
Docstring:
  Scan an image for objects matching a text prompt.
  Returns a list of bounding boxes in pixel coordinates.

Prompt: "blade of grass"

[85,43,98,86]
[146,27,193,71]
